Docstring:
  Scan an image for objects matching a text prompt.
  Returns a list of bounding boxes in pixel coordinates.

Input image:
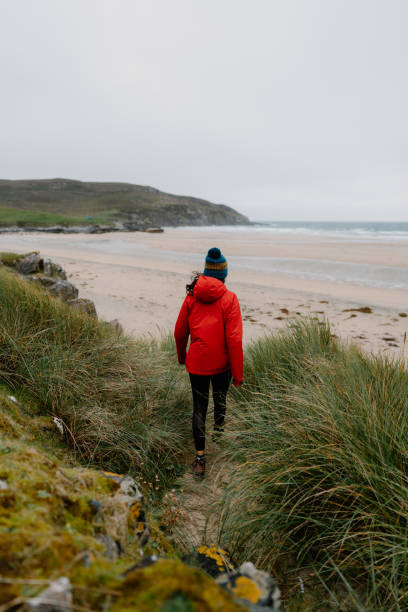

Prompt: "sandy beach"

[1,227,407,359]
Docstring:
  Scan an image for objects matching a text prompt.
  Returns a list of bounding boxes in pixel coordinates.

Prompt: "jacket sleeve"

[225,293,243,384]
[174,296,191,364]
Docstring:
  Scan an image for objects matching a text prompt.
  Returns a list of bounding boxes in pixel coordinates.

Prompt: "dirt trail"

[171,439,227,552]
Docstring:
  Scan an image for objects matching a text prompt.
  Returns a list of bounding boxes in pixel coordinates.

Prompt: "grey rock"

[108,319,123,333]
[27,275,57,287]
[16,252,42,275]
[216,561,281,611]
[87,498,103,514]
[120,222,142,231]
[52,417,64,435]
[84,225,115,234]
[0,479,8,490]
[119,475,143,499]
[99,472,143,501]
[47,280,79,302]
[0,226,21,233]
[26,577,72,611]
[67,298,97,317]
[41,226,65,234]
[81,551,94,568]
[43,258,67,279]
[145,227,164,233]
[96,534,120,560]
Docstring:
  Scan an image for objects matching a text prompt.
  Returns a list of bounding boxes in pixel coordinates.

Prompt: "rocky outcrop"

[16,252,42,275]
[3,252,97,318]
[67,297,97,317]
[183,546,281,611]
[108,318,124,333]
[46,279,79,301]
[216,561,281,611]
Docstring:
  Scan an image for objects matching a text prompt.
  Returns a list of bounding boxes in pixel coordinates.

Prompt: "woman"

[174,247,243,477]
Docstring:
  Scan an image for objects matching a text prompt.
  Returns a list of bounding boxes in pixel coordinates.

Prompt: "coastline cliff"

[0,178,250,232]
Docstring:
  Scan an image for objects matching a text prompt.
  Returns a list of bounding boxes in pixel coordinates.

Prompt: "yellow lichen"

[231,576,262,603]
[197,545,234,570]
[129,501,141,523]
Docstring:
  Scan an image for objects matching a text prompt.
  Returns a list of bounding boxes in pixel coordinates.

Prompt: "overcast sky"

[0,0,406,220]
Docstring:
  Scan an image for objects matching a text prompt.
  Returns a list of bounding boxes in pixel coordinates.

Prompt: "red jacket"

[174,275,243,384]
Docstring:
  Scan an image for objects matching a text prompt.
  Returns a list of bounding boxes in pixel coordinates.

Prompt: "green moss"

[0,397,133,602]
[0,395,243,611]
[161,592,195,612]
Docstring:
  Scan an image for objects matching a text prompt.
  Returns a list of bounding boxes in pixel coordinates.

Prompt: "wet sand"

[1,228,407,359]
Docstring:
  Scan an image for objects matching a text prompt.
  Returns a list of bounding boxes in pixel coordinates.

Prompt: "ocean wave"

[166,222,408,241]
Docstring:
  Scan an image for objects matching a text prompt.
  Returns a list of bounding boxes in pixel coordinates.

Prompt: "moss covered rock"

[0,391,244,611]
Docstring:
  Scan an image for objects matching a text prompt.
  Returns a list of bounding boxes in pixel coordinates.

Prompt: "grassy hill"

[0,178,249,228]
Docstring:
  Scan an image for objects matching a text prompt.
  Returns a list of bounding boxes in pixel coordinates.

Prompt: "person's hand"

[232,379,243,387]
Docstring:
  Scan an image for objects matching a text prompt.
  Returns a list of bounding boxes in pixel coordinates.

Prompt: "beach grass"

[0,266,192,489]
[0,206,116,227]
[217,319,408,609]
[3,262,408,608]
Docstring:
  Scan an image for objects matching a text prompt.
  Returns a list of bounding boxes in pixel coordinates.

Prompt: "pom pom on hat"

[203,247,228,281]
[208,247,221,259]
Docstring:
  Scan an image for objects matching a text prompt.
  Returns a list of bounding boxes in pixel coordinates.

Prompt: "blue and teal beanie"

[203,247,228,281]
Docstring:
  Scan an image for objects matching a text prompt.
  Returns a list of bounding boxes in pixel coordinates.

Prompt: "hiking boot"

[192,455,206,478]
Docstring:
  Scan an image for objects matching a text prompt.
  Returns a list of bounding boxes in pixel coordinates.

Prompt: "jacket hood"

[193,275,227,304]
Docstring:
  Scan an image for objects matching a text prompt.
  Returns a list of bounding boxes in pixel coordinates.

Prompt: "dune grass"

[0,266,191,489]
[217,319,408,609]
[3,262,408,608]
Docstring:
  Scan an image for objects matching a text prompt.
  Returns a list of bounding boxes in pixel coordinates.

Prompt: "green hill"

[0,178,249,229]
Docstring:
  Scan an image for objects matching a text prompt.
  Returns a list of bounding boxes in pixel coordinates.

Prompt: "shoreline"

[1,228,407,359]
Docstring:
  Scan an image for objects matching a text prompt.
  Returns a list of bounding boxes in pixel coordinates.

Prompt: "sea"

[1,221,407,291]
[163,221,408,290]
[179,220,408,241]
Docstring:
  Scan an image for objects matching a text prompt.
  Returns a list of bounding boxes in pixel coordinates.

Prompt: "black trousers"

[189,370,232,451]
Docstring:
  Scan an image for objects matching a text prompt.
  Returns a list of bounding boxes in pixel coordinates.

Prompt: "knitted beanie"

[203,247,228,281]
